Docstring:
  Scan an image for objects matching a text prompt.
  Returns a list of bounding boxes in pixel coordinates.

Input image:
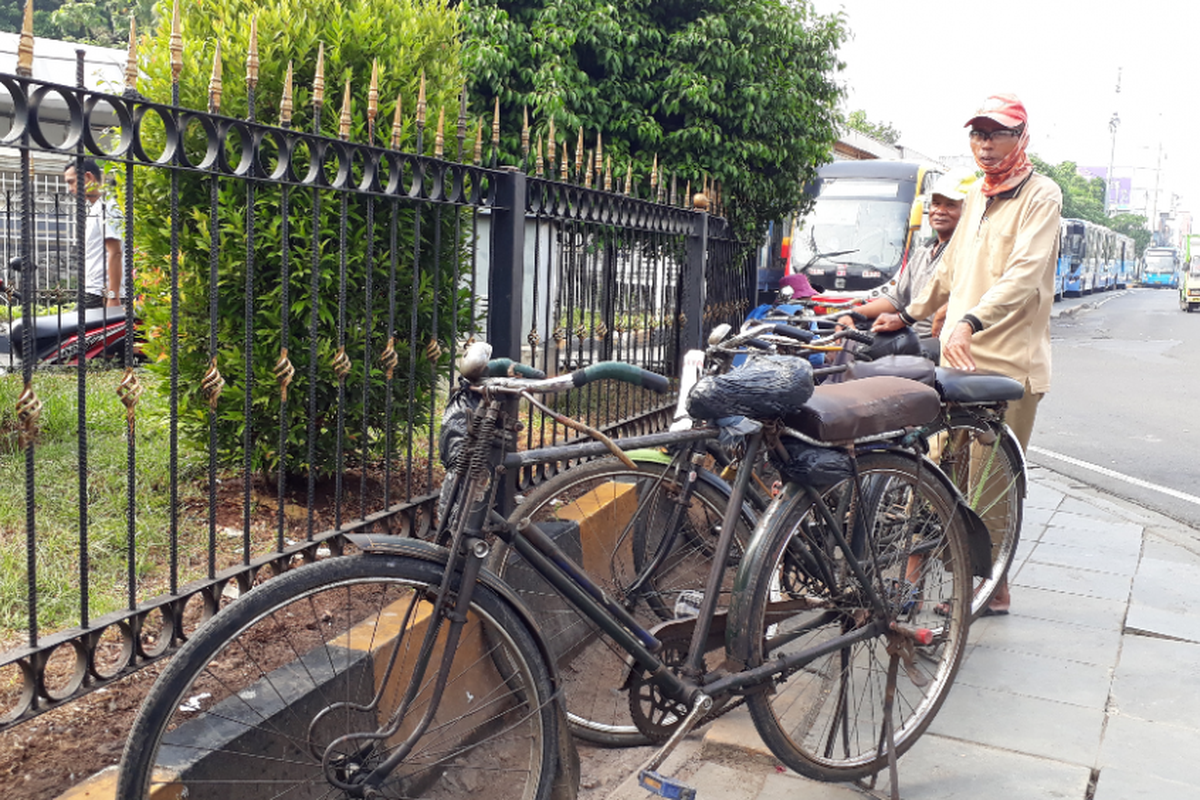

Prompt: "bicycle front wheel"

[497,456,753,746]
[735,450,971,781]
[117,554,558,800]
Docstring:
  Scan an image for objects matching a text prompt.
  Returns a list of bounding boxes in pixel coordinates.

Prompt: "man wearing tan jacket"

[875,93,1062,615]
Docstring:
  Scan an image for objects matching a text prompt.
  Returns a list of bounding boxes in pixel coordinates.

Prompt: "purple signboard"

[1079,166,1133,211]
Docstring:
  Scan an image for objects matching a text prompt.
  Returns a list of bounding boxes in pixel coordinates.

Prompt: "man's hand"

[942,321,976,370]
[872,312,905,332]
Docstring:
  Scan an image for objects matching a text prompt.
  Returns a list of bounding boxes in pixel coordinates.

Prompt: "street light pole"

[1105,112,1120,216]
[1151,141,1162,243]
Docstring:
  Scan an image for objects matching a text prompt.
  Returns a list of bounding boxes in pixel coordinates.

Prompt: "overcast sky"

[812,0,1195,221]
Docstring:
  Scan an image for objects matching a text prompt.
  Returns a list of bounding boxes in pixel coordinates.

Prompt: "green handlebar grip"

[485,359,546,379]
[570,362,670,393]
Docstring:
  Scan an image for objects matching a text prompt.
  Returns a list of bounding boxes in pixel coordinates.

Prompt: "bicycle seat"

[784,375,941,442]
[934,368,1024,403]
[843,355,936,386]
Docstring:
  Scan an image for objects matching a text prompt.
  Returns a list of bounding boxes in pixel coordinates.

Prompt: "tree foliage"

[1031,155,1106,224]
[0,0,153,47]
[845,109,900,145]
[131,0,468,478]
[1032,155,1151,257]
[462,0,847,239]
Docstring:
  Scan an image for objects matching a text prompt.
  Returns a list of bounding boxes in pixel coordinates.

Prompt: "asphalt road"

[1032,286,1200,529]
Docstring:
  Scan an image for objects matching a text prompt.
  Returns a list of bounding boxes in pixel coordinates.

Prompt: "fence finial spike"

[575,127,584,181]
[604,154,612,192]
[339,77,352,140]
[584,149,593,189]
[367,59,379,124]
[124,15,138,92]
[560,138,569,181]
[650,154,658,190]
[313,42,326,108]
[595,132,602,177]
[521,106,530,160]
[391,92,403,149]
[474,115,484,165]
[416,70,427,126]
[280,61,294,126]
[246,15,259,88]
[435,106,445,158]
[16,0,33,77]
[625,161,632,196]
[169,0,183,81]
[491,96,501,146]
[547,117,556,166]
[207,40,223,113]
[535,136,544,176]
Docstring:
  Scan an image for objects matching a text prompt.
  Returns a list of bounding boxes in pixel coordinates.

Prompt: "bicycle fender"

[344,533,566,693]
[726,481,810,665]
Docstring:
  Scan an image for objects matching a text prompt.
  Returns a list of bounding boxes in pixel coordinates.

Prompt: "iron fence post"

[489,167,526,518]
[681,207,708,359]
[489,167,527,361]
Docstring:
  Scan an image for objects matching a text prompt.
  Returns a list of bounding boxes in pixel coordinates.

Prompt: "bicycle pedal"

[639,770,697,800]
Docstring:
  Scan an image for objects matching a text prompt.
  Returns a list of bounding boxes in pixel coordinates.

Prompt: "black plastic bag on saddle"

[686,355,814,421]
[769,437,853,491]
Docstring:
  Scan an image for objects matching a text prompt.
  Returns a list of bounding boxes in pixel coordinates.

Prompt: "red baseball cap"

[965,93,1028,129]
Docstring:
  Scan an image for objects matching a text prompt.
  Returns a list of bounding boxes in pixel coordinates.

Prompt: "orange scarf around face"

[978,126,1032,197]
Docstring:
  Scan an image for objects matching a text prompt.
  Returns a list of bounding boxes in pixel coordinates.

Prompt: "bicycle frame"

[348,401,907,791]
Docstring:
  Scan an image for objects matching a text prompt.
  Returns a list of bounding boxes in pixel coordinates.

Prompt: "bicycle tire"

[734,450,971,781]
[931,412,1025,619]
[117,554,558,800]
[496,456,754,747]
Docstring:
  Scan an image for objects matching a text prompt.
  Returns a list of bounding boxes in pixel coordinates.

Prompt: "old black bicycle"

[116,344,983,799]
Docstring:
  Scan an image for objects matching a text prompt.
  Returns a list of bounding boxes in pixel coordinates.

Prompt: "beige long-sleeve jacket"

[906,173,1062,393]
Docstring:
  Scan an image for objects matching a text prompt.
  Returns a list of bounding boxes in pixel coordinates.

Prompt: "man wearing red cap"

[875,93,1062,615]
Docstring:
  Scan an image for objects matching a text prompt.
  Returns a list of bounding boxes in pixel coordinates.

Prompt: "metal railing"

[0,31,751,730]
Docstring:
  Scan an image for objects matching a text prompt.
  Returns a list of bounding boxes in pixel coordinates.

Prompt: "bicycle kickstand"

[864,642,904,800]
[635,693,713,800]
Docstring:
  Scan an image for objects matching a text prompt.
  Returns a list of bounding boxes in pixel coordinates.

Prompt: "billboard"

[1078,166,1132,212]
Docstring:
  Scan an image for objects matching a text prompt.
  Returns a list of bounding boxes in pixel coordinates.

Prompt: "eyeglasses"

[969,129,1021,143]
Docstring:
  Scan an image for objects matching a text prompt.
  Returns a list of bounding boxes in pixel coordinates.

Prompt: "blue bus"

[1141,247,1180,289]
[1061,219,1094,296]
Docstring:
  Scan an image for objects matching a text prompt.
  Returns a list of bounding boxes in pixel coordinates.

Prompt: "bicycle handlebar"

[570,362,670,394]
[484,358,546,380]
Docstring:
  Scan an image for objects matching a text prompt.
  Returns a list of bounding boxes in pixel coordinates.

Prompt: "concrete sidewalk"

[606,461,1200,800]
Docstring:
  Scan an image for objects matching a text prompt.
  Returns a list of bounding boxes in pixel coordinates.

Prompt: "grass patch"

[0,367,206,643]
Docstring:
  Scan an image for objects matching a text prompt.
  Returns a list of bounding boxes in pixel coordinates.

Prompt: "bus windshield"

[789,194,911,273]
[1143,252,1176,274]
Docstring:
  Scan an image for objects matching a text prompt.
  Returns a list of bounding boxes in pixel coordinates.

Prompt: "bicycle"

[117,344,980,799]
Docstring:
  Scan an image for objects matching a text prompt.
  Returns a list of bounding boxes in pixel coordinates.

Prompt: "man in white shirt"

[64,159,125,309]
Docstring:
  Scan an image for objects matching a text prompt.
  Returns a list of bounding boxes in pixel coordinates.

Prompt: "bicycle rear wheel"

[734,450,970,781]
[117,554,557,800]
[933,414,1025,618]
[496,456,753,746]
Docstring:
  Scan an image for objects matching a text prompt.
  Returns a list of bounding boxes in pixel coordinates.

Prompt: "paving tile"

[757,771,862,800]
[969,613,1122,667]
[1022,504,1056,530]
[1130,557,1200,614]
[1056,496,1130,523]
[1026,540,1139,578]
[955,644,1110,709]
[927,683,1104,767]
[1125,604,1200,646]
[1092,766,1200,800]
[992,584,1125,632]
[884,735,1091,800]
[1110,635,1200,727]
[1024,480,1065,511]
[1012,560,1133,603]
[1099,714,1200,788]
[1041,512,1144,551]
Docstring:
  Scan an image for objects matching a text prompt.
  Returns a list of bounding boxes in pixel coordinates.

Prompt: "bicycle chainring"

[627,633,738,743]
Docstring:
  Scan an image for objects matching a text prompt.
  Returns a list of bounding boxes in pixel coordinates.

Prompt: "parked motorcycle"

[0,256,140,371]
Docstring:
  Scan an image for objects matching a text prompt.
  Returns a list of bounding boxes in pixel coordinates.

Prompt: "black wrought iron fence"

[0,22,751,732]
